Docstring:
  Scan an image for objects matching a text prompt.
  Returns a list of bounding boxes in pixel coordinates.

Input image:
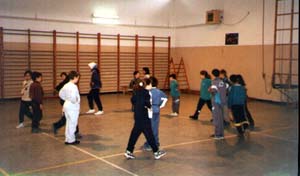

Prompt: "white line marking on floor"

[0,167,9,176]
[42,133,138,176]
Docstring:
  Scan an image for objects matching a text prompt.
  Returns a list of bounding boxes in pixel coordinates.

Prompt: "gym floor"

[0,93,298,176]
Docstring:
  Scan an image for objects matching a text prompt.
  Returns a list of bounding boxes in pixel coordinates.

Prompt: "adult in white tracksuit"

[59,71,81,145]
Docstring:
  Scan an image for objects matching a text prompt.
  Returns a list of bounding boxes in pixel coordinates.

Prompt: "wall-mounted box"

[206,10,223,24]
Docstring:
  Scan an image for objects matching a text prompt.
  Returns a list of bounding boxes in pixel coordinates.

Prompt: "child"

[169,74,180,116]
[142,67,151,78]
[129,71,141,112]
[59,71,81,145]
[53,72,80,138]
[143,77,168,151]
[228,74,249,136]
[220,69,231,126]
[129,71,140,89]
[189,70,212,120]
[29,72,44,133]
[125,79,166,160]
[236,74,255,130]
[86,62,104,115]
[208,69,227,140]
[16,70,33,128]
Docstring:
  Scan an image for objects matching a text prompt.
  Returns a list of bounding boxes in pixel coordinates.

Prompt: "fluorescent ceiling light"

[93,11,119,19]
[92,17,119,25]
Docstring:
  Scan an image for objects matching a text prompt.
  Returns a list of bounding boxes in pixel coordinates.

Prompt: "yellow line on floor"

[12,158,97,176]
[42,133,138,176]
[0,167,9,176]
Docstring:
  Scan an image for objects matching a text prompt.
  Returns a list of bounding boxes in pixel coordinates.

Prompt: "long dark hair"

[236,74,246,86]
[200,70,211,79]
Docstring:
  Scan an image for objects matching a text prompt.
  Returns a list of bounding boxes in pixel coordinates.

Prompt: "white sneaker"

[170,112,178,117]
[94,111,104,115]
[86,109,95,114]
[16,123,24,129]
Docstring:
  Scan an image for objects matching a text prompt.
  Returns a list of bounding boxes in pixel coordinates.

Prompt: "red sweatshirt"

[30,81,44,104]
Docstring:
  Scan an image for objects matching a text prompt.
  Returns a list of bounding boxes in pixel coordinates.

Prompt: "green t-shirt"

[170,80,180,97]
[200,78,211,100]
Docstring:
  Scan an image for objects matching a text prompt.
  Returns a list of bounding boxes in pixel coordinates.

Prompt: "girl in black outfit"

[125,79,166,160]
[236,74,255,130]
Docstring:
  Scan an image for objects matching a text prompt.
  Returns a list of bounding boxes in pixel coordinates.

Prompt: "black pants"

[192,98,212,118]
[245,101,255,127]
[53,114,79,134]
[231,105,249,134]
[126,122,158,153]
[87,89,103,111]
[32,102,42,129]
[19,100,33,123]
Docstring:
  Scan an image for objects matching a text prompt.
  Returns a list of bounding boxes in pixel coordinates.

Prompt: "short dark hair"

[144,78,151,86]
[60,72,67,77]
[24,70,32,77]
[68,71,80,80]
[142,67,150,74]
[133,71,139,76]
[31,71,42,81]
[150,76,158,87]
[211,69,220,77]
[169,74,177,79]
[200,70,210,79]
[229,74,237,83]
[220,69,227,77]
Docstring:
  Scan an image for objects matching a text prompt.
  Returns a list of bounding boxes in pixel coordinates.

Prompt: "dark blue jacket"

[228,85,246,108]
[90,68,102,89]
[131,88,152,126]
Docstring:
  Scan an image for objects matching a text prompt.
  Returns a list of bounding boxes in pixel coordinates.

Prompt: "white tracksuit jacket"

[59,82,80,143]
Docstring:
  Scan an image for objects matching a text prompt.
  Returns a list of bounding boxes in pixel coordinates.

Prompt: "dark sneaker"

[249,125,255,131]
[76,133,83,139]
[189,116,198,120]
[65,140,80,145]
[154,150,166,160]
[52,124,57,135]
[31,128,42,133]
[124,150,135,159]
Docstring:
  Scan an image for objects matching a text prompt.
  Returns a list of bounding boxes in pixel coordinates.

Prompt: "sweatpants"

[65,110,80,143]
[212,103,224,137]
[192,98,212,118]
[127,122,159,153]
[53,114,79,134]
[31,102,42,130]
[87,89,103,111]
[19,100,33,123]
[223,105,231,123]
[144,113,160,147]
[172,96,180,114]
[231,105,249,134]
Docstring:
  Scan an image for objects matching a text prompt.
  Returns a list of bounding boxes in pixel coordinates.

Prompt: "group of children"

[16,63,254,160]
[189,69,255,139]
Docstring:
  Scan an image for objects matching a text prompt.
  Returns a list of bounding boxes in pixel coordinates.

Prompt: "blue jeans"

[144,113,160,148]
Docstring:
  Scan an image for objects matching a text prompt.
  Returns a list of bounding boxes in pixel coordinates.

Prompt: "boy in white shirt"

[59,71,81,145]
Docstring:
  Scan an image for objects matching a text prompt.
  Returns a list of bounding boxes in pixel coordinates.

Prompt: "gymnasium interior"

[0,0,298,176]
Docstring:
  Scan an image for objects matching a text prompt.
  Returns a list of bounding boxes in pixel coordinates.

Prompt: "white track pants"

[65,109,79,143]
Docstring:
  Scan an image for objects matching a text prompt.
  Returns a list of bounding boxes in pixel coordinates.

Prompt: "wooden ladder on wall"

[164,57,190,92]
[272,0,298,104]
